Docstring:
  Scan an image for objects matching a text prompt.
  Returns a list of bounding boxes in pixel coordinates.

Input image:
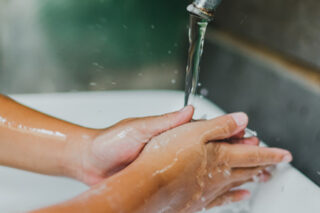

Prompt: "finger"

[229,170,271,185]
[194,112,248,141]
[230,166,265,182]
[236,170,271,183]
[257,170,271,182]
[229,137,260,146]
[136,105,194,137]
[206,190,250,209]
[222,144,293,167]
[231,130,245,139]
[229,178,254,189]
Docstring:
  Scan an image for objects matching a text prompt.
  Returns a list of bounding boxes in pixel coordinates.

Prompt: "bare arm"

[0,94,97,177]
[0,94,193,184]
[32,113,292,213]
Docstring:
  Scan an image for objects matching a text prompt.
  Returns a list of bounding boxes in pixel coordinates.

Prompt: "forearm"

[0,94,98,176]
[32,161,160,213]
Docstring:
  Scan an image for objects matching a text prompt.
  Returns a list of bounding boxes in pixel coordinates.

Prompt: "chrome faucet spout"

[187,0,222,21]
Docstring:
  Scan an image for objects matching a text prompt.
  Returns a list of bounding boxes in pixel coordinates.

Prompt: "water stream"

[184,15,209,107]
[184,14,257,138]
[184,13,258,213]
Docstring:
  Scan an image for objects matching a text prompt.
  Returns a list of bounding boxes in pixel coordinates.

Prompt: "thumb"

[136,105,194,137]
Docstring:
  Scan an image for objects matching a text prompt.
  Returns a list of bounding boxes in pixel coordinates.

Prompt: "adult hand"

[131,112,292,212]
[39,112,292,213]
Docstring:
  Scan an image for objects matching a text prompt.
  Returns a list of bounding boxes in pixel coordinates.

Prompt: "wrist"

[101,160,163,212]
[60,127,101,182]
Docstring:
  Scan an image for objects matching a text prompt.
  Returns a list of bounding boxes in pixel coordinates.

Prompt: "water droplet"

[168,50,172,54]
[89,82,97,86]
[138,72,143,77]
[208,172,213,179]
[171,79,176,84]
[317,171,320,176]
[244,128,258,138]
[197,82,202,87]
[200,88,209,96]
[223,169,231,177]
[123,25,128,30]
[92,62,99,67]
[111,81,117,85]
[253,175,260,183]
[150,24,155,29]
[201,197,206,202]
[174,42,178,47]
[173,70,179,75]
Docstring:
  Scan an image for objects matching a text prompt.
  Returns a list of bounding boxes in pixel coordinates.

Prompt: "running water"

[184,15,208,107]
[184,14,257,138]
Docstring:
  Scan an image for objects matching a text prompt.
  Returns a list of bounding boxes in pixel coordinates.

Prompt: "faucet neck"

[187,0,222,21]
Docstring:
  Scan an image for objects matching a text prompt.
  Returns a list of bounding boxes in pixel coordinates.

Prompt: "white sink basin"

[1,91,319,212]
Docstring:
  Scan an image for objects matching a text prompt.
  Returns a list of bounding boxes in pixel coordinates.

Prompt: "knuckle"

[219,118,236,136]
[256,149,263,163]
[218,144,230,164]
[119,117,136,125]
[221,126,231,136]
[220,122,232,137]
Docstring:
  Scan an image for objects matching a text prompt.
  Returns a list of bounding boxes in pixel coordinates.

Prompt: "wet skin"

[33,113,292,213]
[0,95,292,212]
[0,94,193,185]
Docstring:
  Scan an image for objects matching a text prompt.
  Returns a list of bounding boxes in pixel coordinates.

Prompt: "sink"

[1,91,319,212]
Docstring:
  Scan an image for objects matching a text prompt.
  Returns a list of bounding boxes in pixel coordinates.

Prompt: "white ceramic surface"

[0,91,319,213]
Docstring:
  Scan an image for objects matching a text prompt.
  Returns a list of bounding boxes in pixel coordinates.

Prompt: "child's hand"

[64,106,194,185]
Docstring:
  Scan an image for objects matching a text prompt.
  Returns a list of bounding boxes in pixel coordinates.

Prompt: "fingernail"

[180,105,193,113]
[179,106,187,112]
[282,154,293,163]
[231,112,248,126]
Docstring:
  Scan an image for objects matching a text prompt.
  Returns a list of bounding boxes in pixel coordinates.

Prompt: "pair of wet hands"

[64,106,292,212]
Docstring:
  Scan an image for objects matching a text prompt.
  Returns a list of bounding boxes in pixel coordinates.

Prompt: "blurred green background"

[0,0,189,93]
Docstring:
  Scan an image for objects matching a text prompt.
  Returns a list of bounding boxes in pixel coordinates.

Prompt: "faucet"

[187,0,222,21]
[186,0,258,139]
